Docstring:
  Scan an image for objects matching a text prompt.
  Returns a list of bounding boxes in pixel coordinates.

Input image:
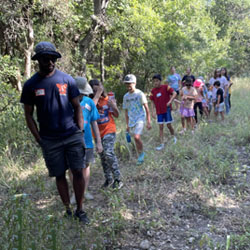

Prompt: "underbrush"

[0,78,250,249]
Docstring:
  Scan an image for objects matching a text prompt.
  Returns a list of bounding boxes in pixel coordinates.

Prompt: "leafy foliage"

[0,56,38,160]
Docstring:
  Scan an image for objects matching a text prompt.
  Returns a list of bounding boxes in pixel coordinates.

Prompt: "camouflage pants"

[99,133,121,181]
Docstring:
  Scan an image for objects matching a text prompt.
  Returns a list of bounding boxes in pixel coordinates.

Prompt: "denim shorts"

[40,130,85,177]
[157,107,173,124]
[215,102,224,112]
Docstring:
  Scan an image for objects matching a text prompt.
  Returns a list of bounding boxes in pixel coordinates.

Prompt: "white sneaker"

[155,143,164,151]
[173,137,177,144]
[70,194,76,204]
[179,129,186,134]
[85,192,94,200]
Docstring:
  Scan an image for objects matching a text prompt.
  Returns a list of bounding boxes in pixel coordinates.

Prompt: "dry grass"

[0,78,250,249]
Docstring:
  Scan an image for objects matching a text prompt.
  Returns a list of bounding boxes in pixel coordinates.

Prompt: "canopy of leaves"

[0,0,249,91]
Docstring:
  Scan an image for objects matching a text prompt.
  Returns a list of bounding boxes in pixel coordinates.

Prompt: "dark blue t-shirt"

[20,69,80,138]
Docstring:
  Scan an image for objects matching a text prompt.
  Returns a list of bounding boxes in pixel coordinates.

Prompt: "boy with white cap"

[123,74,151,165]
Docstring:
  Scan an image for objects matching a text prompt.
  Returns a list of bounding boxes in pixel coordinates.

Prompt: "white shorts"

[215,102,224,112]
[130,122,144,135]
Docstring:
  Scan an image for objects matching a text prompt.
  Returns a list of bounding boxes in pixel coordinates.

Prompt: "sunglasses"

[40,56,57,64]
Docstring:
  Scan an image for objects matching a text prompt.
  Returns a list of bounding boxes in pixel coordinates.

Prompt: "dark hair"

[89,79,107,97]
[221,67,230,81]
[214,69,221,79]
[214,80,220,87]
[152,74,162,81]
[185,76,193,84]
[89,79,100,87]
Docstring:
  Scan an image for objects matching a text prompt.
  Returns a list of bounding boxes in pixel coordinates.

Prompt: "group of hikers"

[20,42,232,224]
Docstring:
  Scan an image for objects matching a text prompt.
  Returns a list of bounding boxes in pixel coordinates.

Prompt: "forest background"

[0,0,250,249]
[1,0,250,161]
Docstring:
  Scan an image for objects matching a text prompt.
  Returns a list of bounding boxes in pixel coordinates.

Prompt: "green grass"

[0,78,250,249]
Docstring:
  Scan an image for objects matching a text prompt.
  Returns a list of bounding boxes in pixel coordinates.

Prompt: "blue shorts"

[157,107,173,124]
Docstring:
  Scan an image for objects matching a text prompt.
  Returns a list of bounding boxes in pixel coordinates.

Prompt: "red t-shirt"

[150,85,174,115]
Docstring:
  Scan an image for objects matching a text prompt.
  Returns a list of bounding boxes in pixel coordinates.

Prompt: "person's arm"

[178,80,181,90]
[151,101,156,119]
[70,97,84,130]
[108,98,119,118]
[178,74,181,89]
[143,103,152,130]
[199,88,204,101]
[24,104,41,143]
[223,77,229,98]
[125,109,129,132]
[92,84,104,105]
[217,94,221,107]
[181,76,185,86]
[91,121,103,153]
[186,95,196,100]
[224,85,229,98]
[167,90,177,106]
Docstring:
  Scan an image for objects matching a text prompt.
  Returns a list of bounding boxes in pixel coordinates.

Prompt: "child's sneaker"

[155,143,164,151]
[101,179,113,189]
[137,152,145,165]
[173,137,177,144]
[74,210,90,225]
[179,128,186,134]
[112,179,124,189]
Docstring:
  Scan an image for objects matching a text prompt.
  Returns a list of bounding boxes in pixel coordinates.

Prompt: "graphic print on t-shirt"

[97,104,110,125]
[56,83,68,96]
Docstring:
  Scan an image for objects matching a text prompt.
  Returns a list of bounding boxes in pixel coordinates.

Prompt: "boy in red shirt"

[150,74,177,150]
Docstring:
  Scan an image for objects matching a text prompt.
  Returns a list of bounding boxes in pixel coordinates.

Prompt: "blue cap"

[32,41,62,60]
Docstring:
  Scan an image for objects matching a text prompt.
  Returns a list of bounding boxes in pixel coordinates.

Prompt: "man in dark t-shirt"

[182,67,195,87]
[20,41,89,224]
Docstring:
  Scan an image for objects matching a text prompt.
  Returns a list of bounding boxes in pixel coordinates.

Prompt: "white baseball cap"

[124,74,136,83]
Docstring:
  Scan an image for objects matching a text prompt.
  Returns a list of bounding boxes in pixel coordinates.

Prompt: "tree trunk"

[79,0,110,73]
[24,19,34,78]
[100,30,105,83]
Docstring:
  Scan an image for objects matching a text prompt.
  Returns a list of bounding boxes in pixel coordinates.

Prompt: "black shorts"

[40,130,85,177]
[175,90,180,96]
